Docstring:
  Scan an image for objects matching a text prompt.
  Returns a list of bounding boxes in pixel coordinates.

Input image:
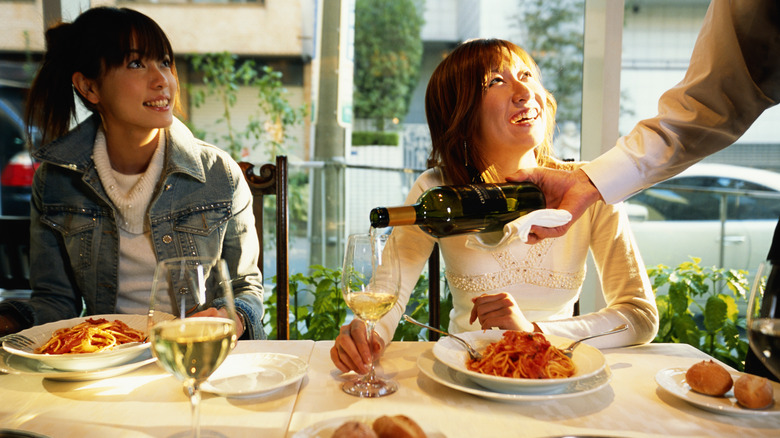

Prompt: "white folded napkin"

[465,209,572,250]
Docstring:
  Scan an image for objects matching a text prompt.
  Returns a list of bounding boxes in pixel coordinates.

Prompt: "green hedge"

[352,131,399,146]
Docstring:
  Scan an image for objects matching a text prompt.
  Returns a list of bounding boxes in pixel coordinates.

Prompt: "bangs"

[100,10,174,70]
[481,41,541,88]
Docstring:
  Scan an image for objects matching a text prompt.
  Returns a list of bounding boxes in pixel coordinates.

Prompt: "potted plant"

[649,257,750,370]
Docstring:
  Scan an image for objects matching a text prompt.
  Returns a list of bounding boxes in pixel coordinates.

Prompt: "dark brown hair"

[25,7,179,146]
[424,38,559,184]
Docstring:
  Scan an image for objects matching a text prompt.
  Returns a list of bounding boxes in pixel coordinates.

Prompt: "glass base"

[341,376,398,398]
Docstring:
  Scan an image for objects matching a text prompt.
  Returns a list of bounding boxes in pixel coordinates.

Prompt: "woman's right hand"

[330,319,386,374]
[470,292,536,332]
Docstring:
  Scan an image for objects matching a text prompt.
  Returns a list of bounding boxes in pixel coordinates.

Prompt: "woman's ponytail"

[25,22,79,147]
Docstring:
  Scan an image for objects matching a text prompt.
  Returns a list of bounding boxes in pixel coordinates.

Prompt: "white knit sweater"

[93,128,166,313]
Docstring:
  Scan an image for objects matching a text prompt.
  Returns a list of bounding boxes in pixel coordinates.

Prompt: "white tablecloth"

[2,340,779,437]
[0,340,315,438]
[287,342,780,438]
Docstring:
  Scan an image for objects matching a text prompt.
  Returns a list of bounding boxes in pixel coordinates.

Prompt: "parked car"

[625,163,780,274]
[0,82,36,216]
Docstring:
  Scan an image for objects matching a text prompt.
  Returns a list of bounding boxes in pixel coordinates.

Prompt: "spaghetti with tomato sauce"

[466,331,576,379]
[34,318,145,355]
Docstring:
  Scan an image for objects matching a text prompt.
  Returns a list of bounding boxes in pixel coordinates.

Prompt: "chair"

[0,215,32,298]
[238,156,290,340]
[427,243,441,341]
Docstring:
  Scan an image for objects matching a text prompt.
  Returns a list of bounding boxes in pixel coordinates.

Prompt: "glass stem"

[364,320,377,382]
[186,382,202,438]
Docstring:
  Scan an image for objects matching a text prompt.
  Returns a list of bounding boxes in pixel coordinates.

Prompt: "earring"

[463,140,469,167]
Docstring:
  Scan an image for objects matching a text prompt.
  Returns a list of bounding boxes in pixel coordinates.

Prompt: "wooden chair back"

[239,156,290,340]
[427,243,441,341]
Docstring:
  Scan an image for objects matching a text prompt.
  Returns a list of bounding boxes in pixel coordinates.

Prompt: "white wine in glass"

[341,231,401,397]
[747,260,780,381]
[149,257,238,438]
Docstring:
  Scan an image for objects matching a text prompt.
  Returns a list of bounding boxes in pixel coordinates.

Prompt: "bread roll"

[372,415,426,438]
[734,374,774,409]
[685,360,733,396]
[332,420,378,438]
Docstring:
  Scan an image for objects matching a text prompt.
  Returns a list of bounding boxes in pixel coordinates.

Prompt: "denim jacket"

[0,115,267,339]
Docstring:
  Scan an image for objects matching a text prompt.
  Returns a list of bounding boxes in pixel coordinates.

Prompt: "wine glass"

[341,231,401,397]
[148,257,238,438]
[747,260,780,380]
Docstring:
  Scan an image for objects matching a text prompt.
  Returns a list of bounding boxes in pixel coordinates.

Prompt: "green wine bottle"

[370,182,545,238]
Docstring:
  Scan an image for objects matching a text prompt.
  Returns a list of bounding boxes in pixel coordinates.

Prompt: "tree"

[353,0,425,131]
[514,0,585,127]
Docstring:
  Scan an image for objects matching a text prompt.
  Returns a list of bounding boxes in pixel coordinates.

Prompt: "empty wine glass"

[148,257,238,438]
[341,231,401,397]
[747,260,780,380]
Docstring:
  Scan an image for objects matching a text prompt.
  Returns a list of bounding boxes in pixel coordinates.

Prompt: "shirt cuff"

[581,147,645,204]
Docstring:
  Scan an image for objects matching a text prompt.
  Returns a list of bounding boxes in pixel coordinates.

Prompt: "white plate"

[201,352,308,398]
[2,314,169,372]
[0,346,156,381]
[418,349,611,402]
[655,367,780,416]
[291,415,444,438]
[432,330,606,394]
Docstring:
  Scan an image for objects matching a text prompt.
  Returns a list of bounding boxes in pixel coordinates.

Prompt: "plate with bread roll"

[291,414,444,438]
[655,360,780,416]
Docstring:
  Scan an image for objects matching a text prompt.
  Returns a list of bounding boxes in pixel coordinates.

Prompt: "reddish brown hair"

[425,38,559,184]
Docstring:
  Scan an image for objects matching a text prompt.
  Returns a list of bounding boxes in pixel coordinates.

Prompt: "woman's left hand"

[192,307,245,338]
[469,292,536,332]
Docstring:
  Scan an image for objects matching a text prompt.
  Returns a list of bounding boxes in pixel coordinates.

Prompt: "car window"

[627,175,780,221]
[631,183,719,221]
[726,180,780,220]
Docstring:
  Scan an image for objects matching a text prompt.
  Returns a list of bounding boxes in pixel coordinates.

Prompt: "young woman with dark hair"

[0,7,265,339]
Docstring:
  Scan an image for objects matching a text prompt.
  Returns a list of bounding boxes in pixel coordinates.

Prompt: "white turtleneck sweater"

[93,128,166,314]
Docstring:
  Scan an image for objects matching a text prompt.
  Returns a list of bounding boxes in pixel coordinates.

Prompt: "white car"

[625,163,780,274]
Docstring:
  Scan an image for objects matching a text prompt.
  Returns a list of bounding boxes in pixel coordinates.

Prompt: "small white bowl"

[2,314,161,372]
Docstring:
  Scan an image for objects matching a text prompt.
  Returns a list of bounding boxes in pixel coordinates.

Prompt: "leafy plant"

[649,257,750,370]
[264,265,345,340]
[392,273,452,342]
[187,52,308,161]
[262,265,448,342]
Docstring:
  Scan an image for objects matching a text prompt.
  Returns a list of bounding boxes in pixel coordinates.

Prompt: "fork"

[559,324,628,357]
[402,315,483,361]
[0,333,36,352]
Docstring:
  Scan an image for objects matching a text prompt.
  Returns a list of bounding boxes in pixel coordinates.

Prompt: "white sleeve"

[535,201,659,348]
[373,170,440,343]
[583,0,780,204]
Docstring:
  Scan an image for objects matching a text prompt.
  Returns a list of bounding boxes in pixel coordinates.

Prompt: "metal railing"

[269,164,780,282]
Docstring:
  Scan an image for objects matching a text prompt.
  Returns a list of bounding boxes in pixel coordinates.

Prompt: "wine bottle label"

[461,184,507,213]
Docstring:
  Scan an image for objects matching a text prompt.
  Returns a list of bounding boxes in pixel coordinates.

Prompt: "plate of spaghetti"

[2,314,169,371]
[432,330,606,394]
